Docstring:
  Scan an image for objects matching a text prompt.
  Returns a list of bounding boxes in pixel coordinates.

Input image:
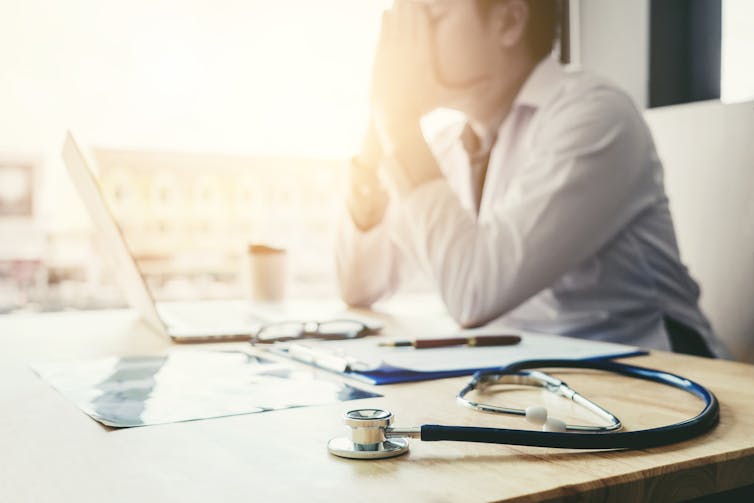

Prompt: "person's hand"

[368,1,445,195]
[346,119,389,232]
[370,1,440,151]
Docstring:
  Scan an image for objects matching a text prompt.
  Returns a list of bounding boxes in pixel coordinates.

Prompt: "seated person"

[335,0,727,358]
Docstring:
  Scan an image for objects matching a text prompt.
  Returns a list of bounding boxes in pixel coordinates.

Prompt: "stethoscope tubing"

[421,359,719,449]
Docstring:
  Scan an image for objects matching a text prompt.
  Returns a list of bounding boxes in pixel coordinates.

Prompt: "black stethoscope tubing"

[421,359,719,449]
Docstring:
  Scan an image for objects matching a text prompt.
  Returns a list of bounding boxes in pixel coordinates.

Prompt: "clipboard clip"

[284,343,372,374]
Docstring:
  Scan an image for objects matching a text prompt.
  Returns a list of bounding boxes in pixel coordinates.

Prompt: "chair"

[644,100,754,361]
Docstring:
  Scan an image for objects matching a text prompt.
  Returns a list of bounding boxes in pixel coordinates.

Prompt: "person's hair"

[476,0,561,61]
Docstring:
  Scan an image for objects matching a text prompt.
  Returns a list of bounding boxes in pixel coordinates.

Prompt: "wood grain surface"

[1,304,752,503]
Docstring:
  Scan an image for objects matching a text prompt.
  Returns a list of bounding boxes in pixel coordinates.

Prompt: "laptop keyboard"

[158,301,263,331]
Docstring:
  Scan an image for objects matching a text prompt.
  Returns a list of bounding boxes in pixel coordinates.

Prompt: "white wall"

[722,0,754,103]
[577,0,754,108]
[577,0,650,107]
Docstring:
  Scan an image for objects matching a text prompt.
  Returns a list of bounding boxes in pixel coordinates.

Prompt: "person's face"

[422,0,500,89]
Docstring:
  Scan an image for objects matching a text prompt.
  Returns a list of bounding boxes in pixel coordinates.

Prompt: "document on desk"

[31,350,381,428]
[273,329,647,385]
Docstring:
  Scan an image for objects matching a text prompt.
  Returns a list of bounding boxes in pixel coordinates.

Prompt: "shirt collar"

[513,56,565,109]
[437,58,565,154]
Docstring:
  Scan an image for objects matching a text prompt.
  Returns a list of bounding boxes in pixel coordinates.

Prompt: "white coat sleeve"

[334,206,404,307]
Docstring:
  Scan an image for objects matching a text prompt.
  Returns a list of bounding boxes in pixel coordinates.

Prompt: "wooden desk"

[2,307,753,502]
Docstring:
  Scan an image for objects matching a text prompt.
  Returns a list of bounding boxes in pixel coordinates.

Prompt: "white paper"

[31,350,380,427]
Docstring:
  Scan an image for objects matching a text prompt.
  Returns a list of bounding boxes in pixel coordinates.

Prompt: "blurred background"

[1,0,753,315]
[0,0,392,312]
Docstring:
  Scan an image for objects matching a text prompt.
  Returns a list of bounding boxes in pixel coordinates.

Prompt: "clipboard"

[270,330,648,385]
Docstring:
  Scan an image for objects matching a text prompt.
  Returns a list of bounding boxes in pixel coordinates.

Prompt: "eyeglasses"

[250,319,377,344]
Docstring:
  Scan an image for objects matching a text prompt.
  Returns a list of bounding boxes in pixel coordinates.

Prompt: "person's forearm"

[394,182,511,327]
[346,174,388,233]
[348,122,389,232]
[390,127,443,191]
[335,209,400,307]
[377,125,443,199]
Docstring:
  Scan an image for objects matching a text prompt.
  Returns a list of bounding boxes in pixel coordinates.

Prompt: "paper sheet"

[32,350,380,428]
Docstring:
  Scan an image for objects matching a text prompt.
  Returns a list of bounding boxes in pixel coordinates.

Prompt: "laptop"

[61,131,375,342]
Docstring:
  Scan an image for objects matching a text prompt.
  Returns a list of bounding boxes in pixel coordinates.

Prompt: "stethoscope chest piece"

[328,409,410,460]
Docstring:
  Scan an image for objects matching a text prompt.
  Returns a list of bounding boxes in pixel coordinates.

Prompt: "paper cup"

[245,244,287,303]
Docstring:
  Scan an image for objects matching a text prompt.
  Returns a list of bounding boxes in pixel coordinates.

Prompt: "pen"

[379,334,522,349]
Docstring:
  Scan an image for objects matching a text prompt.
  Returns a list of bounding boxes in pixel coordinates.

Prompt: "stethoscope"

[327,359,719,460]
